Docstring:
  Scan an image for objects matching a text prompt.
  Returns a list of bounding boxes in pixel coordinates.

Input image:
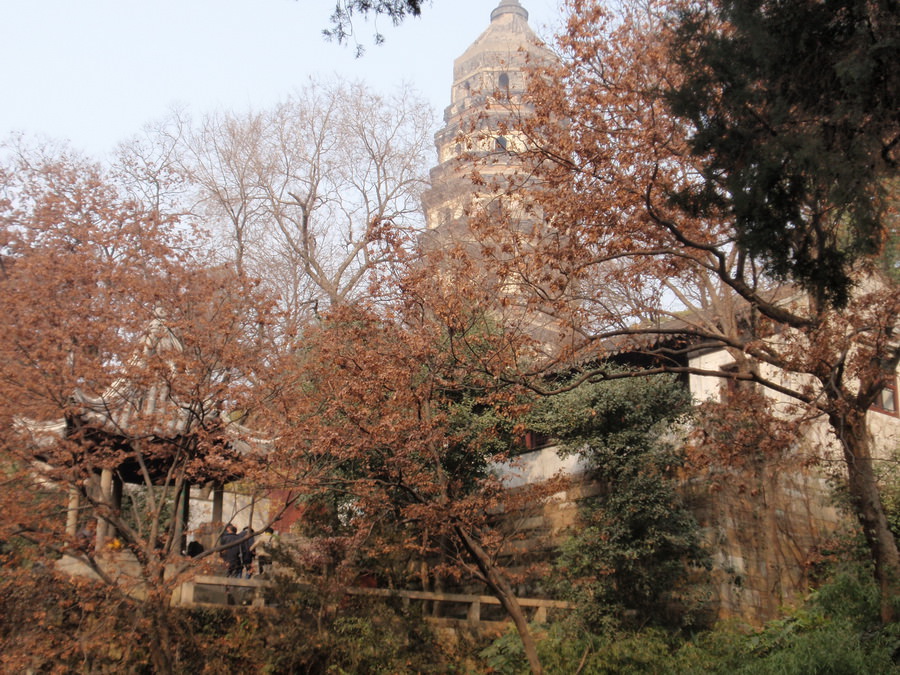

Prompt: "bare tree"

[124,79,434,336]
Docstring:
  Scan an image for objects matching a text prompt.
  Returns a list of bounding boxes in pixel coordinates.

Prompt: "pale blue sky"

[0,0,563,157]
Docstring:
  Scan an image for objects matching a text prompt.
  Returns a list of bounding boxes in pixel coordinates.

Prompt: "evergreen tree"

[531,374,707,628]
[668,0,900,307]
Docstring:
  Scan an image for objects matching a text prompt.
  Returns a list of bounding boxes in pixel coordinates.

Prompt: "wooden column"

[212,485,224,526]
[112,475,123,526]
[95,468,114,549]
[66,486,80,537]
[172,482,190,553]
[182,482,190,541]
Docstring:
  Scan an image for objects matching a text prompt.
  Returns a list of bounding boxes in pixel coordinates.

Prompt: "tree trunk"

[830,409,900,622]
[146,593,176,674]
[455,525,543,675]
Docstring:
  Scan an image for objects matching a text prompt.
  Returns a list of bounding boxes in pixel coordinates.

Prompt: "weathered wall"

[496,448,849,626]
[685,463,845,623]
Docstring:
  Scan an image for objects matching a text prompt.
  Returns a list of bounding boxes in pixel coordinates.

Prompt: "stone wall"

[685,462,845,624]
[495,456,848,626]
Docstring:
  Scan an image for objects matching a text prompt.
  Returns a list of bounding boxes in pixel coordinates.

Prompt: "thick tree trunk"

[146,594,176,674]
[830,409,900,622]
[455,525,543,675]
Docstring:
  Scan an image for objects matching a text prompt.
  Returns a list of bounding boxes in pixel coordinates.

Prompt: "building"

[421,0,552,248]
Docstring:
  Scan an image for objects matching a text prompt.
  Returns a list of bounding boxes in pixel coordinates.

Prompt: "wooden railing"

[346,587,573,624]
[175,576,573,625]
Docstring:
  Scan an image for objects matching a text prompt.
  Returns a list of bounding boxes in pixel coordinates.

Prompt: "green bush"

[477,563,900,674]
[530,373,708,629]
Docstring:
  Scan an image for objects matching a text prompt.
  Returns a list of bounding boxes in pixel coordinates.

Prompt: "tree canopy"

[531,373,705,628]
[667,0,900,307]
[456,0,900,622]
[0,142,286,672]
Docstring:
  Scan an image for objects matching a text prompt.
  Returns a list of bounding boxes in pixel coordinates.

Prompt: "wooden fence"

[346,587,573,624]
[174,576,573,625]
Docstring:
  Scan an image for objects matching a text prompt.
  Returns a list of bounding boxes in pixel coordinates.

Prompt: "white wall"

[688,347,900,461]
[495,446,589,487]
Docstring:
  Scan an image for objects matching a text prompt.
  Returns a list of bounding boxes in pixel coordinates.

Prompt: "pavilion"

[15,309,271,560]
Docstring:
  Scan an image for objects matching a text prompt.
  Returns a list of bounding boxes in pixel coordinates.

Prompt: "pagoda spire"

[492,0,529,22]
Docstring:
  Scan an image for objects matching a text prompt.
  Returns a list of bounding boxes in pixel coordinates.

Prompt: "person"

[186,539,204,558]
[240,526,255,578]
[250,527,276,576]
[219,524,242,577]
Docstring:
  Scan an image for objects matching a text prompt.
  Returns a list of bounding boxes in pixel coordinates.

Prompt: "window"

[495,135,508,151]
[873,377,898,416]
[498,72,510,90]
[522,430,552,452]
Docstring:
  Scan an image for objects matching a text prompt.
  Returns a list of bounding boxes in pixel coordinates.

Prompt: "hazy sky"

[0,0,564,158]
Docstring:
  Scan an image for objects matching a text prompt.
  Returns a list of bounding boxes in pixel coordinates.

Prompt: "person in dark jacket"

[240,526,255,578]
[186,539,204,558]
[219,524,242,577]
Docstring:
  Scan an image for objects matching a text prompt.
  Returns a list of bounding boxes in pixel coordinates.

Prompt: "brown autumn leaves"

[0,0,898,670]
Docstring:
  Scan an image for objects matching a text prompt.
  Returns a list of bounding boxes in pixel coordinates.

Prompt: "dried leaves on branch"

[0,143,284,672]
[462,0,900,620]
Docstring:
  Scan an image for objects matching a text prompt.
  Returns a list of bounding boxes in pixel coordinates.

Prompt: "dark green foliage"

[877,448,900,540]
[481,623,686,675]
[719,563,900,675]
[530,373,707,629]
[120,485,176,539]
[478,563,900,674]
[668,0,900,307]
[442,392,514,484]
[531,373,692,461]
